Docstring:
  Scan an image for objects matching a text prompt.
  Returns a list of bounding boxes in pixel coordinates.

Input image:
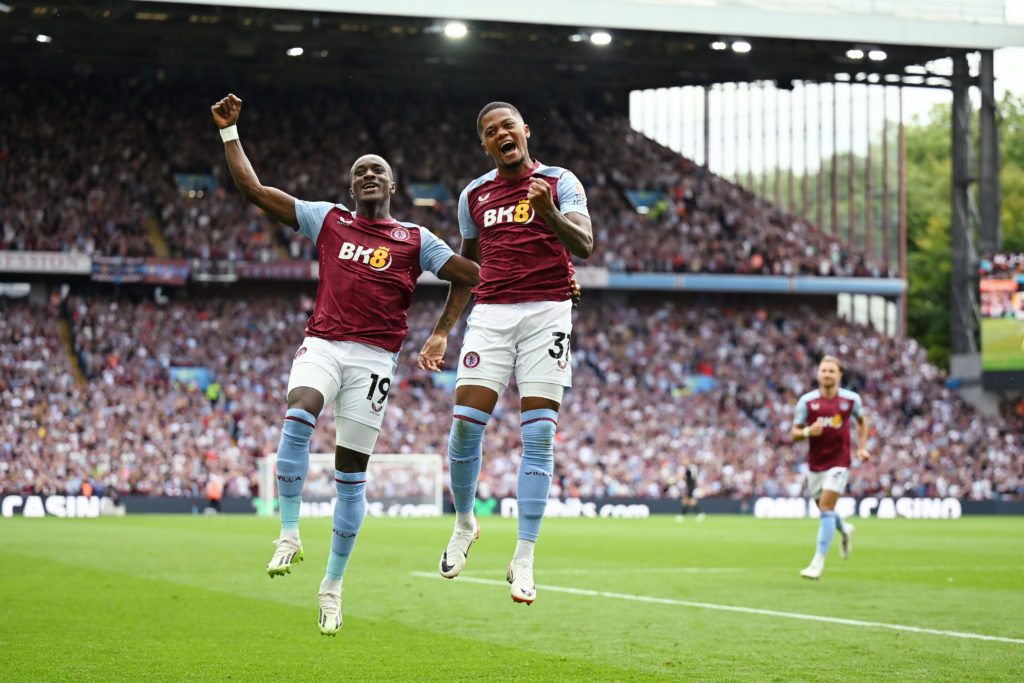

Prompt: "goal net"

[256,453,444,518]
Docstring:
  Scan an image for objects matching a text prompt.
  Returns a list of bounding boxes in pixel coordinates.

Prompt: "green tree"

[764,93,1024,369]
[903,104,954,368]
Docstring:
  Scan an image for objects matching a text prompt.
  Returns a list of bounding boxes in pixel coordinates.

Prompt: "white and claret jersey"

[794,388,864,471]
[296,200,455,353]
[458,160,589,304]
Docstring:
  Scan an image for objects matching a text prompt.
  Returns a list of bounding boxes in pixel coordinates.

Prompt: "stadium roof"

[146,0,1024,50]
[4,1,1023,95]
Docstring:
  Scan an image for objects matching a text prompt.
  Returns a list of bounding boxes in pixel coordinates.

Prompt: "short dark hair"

[476,101,523,137]
[349,154,394,182]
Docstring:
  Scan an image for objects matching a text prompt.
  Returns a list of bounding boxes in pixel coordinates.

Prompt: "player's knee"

[451,417,482,441]
[286,386,325,415]
[521,409,557,456]
[334,446,369,473]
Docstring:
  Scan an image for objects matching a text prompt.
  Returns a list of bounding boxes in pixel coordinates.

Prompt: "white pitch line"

[409,572,1024,645]
[532,567,743,574]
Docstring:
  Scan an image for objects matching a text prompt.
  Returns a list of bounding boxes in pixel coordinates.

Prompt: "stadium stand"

[3,74,891,275]
[1,291,1020,501]
[1,72,1018,503]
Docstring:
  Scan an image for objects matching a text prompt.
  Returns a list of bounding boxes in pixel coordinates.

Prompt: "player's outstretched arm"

[210,94,299,230]
[437,253,480,287]
[526,177,593,258]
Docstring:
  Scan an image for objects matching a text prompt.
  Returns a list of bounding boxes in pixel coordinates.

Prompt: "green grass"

[2,515,1023,681]
[981,317,1024,370]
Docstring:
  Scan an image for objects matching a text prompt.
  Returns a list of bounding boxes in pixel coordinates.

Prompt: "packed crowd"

[2,292,1020,502]
[1,77,160,256]
[2,73,893,277]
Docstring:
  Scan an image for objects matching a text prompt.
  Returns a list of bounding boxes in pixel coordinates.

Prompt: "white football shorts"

[455,300,573,400]
[286,337,397,453]
[806,466,850,500]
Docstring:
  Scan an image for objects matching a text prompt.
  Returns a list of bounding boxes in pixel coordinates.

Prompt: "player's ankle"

[455,512,476,531]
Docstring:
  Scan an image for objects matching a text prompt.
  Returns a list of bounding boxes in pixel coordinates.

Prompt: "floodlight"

[444,22,467,39]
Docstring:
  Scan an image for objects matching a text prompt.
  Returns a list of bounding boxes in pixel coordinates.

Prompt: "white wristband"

[219,125,239,143]
[803,427,811,439]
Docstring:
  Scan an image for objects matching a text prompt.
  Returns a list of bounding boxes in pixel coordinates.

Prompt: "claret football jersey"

[295,200,454,353]
[458,160,589,304]
[794,388,864,471]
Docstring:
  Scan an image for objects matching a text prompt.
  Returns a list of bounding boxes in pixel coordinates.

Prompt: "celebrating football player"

[211,93,479,635]
[418,101,593,604]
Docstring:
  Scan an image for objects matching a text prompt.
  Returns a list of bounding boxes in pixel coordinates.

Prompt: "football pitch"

[981,317,1024,370]
[3,515,1022,680]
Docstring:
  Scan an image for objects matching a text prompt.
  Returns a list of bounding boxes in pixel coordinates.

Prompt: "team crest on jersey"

[294,346,307,360]
[839,401,850,411]
[463,351,481,368]
[482,199,534,227]
[337,241,392,272]
[390,227,410,241]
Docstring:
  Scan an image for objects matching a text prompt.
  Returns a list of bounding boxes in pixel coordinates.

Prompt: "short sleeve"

[555,171,590,218]
[458,189,478,240]
[295,200,344,243]
[851,393,864,420]
[417,227,456,275]
[794,395,809,426]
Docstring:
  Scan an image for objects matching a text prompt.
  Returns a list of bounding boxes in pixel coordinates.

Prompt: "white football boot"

[266,537,303,577]
[507,559,536,604]
[800,557,824,580]
[317,590,342,636]
[840,524,855,560]
[439,520,479,579]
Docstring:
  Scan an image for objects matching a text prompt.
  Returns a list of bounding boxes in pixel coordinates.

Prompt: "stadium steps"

[57,317,88,387]
[145,215,170,257]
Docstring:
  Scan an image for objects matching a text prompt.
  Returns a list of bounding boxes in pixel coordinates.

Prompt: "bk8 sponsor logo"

[482,200,534,227]
[338,242,392,271]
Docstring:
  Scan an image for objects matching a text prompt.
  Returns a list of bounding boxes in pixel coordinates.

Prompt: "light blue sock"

[834,512,847,535]
[276,408,316,531]
[448,406,490,515]
[816,510,838,555]
[517,409,557,542]
[326,471,367,581]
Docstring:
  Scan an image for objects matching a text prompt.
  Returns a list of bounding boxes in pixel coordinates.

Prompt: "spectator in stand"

[4,74,890,278]
[4,294,1022,506]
